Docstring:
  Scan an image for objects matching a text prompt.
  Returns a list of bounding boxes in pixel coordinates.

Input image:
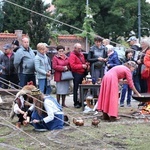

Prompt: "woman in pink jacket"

[52,45,70,107]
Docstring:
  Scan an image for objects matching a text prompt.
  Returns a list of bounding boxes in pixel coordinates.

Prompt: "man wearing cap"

[13,37,36,87]
[0,44,19,88]
[127,36,141,61]
[12,39,20,52]
[127,36,141,93]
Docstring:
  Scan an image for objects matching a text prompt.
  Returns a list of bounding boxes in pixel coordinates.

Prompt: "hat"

[15,85,37,98]
[12,40,19,46]
[31,88,42,96]
[3,44,12,50]
[127,36,137,42]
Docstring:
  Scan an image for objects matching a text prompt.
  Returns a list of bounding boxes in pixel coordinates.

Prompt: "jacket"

[52,54,69,82]
[107,51,121,70]
[13,46,35,74]
[87,45,107,64]
[0,53,17,75]
[69,51,86,74]
[34,52,51,79]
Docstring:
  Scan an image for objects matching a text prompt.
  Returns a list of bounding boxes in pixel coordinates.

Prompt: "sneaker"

[120,104,124,107]
[93,111,98,115]
[127,104,131,107]
[83,106,93,113]
[74,104,81,108]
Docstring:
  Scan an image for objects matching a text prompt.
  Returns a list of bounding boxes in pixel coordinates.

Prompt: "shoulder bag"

[61,71,74,81]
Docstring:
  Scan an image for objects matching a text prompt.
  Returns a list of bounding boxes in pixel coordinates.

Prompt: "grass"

[1,100,150,149]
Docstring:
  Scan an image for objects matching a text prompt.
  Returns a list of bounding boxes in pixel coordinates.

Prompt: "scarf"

[44,95,62,111]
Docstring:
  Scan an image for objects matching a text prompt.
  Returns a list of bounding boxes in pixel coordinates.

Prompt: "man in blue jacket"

[14,37,36,87]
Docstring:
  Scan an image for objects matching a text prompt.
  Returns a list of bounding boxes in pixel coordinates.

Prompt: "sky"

[43,0,52,5]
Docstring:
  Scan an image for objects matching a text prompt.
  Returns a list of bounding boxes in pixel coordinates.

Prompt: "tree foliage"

[0,1,4,32]
[2,0,51,48]
[1,0,150,47]
[53,0,150,43]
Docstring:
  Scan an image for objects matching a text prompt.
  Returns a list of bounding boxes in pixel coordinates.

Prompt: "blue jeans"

[31,110,64,130]
[133,74,141,92]
[120,84,132,105]
[19,73,36,87]
[38,79,51,95]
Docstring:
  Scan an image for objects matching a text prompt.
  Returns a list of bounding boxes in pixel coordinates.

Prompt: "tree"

[3,0,30,33]
[2,0,51,48]
[0,1,4,32]
[53,0,150,43]
[27,0,51,48]
[53,0,85,34]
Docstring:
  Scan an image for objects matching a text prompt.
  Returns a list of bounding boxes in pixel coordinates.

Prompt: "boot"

[102,112,110,120]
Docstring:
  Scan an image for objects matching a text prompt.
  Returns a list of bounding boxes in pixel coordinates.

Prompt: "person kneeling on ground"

[30,88,64,130]
[12,84,36,128]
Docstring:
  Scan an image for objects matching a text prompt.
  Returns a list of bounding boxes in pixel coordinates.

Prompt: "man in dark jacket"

[0,44,19,88]
[127,36,141,93]
[12,39,20,52]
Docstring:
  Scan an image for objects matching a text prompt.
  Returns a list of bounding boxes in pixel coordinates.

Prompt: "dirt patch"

[1,95,150,150]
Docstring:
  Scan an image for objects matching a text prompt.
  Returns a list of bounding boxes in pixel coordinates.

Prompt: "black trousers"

[72,72,85,106]
[2,74,19,89]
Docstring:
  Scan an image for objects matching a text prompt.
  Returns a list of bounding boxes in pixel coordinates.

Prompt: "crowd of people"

[0,35,150,128]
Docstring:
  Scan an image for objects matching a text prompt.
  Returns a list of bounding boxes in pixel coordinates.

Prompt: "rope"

[0,116,51,149]
[4,0,123,47]
[0,78,119,149]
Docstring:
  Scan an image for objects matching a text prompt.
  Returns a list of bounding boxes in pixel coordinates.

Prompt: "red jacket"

[69,51,86,74]
[52,55,69,82]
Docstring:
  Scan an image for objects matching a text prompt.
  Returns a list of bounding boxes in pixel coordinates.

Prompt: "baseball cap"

[3,44,12,50]
[12,40,19,46]
[127,36,137,42]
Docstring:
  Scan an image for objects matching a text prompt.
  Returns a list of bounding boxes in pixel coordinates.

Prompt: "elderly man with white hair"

[106,45,121,71]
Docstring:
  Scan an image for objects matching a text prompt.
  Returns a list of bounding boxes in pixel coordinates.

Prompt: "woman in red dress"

[142,38,150,92]
[97,61,141,121]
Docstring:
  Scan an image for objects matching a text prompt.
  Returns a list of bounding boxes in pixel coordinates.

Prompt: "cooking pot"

[132,93,150,102]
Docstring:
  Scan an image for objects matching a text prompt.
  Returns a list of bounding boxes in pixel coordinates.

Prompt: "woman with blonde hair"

[97,61,141,121]
[34,43,51,94]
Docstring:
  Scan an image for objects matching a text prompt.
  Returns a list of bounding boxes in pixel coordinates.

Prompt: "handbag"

[61,71,74,81]
[94,61,104,69]
[141,65,150,79]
